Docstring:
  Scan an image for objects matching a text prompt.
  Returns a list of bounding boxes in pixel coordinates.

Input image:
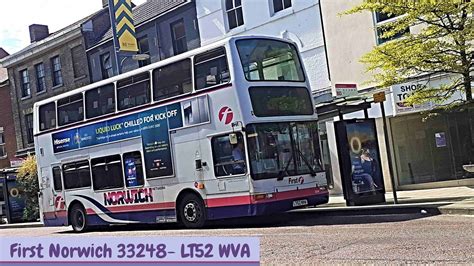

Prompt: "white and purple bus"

[34,35,328,232]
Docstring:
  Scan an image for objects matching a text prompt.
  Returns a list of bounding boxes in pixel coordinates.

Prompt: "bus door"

[203,131,250,194]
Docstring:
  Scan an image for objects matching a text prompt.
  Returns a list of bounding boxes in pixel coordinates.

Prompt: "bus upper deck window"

[194,47,230,90]
[86,84,115,119]
[57,93,84,126]
[153,59,192,102]
[117,72,151,111]
[39,102,56,131]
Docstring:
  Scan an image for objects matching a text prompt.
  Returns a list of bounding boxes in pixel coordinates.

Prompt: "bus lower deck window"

[63,160,91,190]
[91,155,124,191]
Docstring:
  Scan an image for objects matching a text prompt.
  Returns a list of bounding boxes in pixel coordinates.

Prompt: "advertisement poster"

[6,176,26,223]
[344,120,384,195]
[141,119,174,178]
[124,158,139,187]
[435,132,447,148]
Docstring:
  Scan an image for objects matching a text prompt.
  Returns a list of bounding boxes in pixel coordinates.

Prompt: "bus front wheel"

[70,204,88,233]
[178,193,207,228]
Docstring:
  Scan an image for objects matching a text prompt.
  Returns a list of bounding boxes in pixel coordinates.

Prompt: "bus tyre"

[70,204,88,233]
[179,194,207,228]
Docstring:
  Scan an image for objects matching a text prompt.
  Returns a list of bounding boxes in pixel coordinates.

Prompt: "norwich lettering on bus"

[103,188,154,206]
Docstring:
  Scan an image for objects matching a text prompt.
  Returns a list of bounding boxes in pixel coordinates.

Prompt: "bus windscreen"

[236,39,305,82]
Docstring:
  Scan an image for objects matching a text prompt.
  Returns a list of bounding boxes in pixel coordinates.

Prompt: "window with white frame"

[225,0,244,30]
[0,127,6,158]
[374,12,409,45]
[272,0,292,14]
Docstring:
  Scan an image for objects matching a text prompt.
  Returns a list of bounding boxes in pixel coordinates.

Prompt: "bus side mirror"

[229,133,238,145]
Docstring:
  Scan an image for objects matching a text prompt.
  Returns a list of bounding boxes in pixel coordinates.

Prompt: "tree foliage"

[345,0,473,108]
[16,155,40,221]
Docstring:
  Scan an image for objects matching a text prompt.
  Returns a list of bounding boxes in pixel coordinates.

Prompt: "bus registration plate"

[292,199,308,207]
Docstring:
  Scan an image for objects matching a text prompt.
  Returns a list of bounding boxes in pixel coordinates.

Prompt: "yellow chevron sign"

[114,0,138,52]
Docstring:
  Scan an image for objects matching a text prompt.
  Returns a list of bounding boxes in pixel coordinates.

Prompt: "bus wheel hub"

[184,203,197,221]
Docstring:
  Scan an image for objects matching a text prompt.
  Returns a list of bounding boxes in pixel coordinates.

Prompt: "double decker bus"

[34,35,329,232]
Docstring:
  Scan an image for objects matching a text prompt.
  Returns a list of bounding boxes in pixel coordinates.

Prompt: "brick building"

[0,20,92,157]
[0,48,17,169]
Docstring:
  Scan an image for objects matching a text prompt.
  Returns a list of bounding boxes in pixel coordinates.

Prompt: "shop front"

[389,77,474,189]
[390,105,474,188]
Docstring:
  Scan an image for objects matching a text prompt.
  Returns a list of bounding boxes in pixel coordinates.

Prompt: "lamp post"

[119,54,150,74]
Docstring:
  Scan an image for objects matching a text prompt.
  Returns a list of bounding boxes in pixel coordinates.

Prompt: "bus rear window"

[236,39,305,82]
[117,72,151,111]
[57,93,84,126]
[39,102,56,131]
[249,86,313,117]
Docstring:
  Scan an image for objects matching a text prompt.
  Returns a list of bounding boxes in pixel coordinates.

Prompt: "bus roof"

[33,35,295,109]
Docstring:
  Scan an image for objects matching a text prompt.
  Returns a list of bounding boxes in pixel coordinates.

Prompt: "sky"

[0,0,147,54]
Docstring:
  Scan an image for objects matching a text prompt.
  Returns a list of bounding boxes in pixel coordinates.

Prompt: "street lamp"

[119,53,150,74]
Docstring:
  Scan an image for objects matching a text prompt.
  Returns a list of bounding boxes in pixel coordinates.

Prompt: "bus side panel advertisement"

[51,101,185,154]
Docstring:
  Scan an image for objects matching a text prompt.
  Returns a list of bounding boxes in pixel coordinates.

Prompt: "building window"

[39,102,56,131]
[194,47,230,90]
[225,0,244,30]
[211,133,247,177]
[272,0,291,13]
[374,12,409,45]
[71,45,86,78]
[63,160,91,190]
[100,52,114,79]
[137,36,151,67]
[51,56,63,86]
[35,63,46,93]
[171,19,188,55]
[57,93,84,126]
[153,59,192,102]
[117,72,151,111]
[25,113,34,144]
[20,69,31,97]
[375,12,397,23]
[92,155,124,191]
[85,84,115,119]
[0,128,6,158]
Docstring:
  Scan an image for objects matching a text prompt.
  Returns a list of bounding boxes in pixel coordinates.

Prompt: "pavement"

[1,186,473,229]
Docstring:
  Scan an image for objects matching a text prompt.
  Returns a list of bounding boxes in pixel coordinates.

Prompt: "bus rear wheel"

[179,194,206,228]
[70,204,88,233]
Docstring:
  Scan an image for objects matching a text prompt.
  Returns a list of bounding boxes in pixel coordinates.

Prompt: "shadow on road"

[55,206,443,234]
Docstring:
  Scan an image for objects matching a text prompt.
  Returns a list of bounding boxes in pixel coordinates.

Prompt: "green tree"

[345,0,473,108]
[16,155,40,221]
